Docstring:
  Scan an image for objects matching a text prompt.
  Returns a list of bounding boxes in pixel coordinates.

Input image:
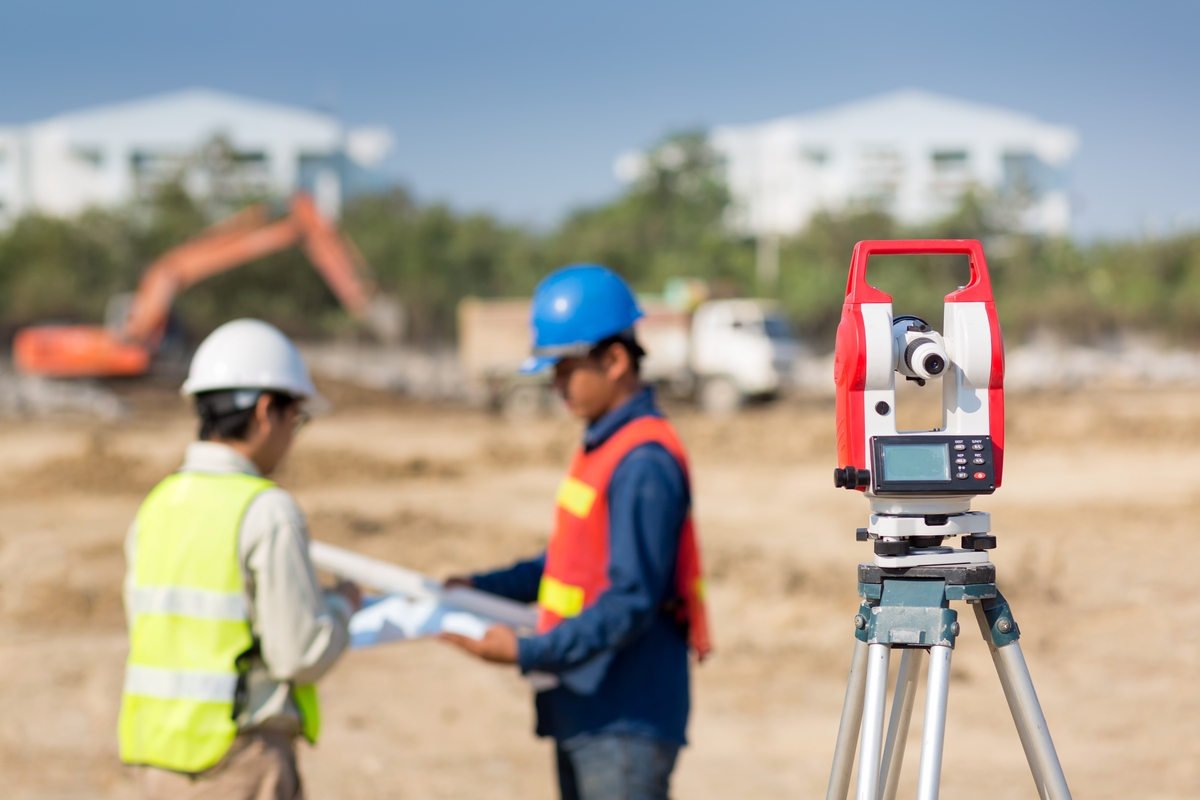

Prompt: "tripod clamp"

[853,563,999,648]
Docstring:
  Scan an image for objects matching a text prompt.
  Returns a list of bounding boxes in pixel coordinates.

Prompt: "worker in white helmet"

[118,318,360,800]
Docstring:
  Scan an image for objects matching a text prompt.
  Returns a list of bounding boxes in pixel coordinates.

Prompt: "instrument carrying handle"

[845,239,994,304]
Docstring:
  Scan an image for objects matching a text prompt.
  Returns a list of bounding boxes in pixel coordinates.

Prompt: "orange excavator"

[14,193,400,378]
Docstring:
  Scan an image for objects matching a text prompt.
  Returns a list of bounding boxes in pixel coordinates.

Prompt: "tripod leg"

[915,644,952,800]
[879,648,923,800]
[975,597,1073,800]
[993,643,1073,799]
[855,643,891,800]
[972,601,1048,800]
[827,638,870,800]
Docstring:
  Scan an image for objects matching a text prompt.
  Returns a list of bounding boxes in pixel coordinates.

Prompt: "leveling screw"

[997,618,1013,633]
[951,622,960,636]
[854,614,867,630]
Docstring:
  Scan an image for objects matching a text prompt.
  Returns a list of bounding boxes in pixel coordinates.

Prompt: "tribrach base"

[825,561,1072,800]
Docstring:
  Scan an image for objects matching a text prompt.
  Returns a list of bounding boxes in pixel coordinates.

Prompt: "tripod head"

[833,240,1005,557]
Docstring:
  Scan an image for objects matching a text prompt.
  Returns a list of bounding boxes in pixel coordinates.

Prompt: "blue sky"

[2,1,1196,237]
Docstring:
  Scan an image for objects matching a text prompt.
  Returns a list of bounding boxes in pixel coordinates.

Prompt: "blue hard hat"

[519,264,643,374]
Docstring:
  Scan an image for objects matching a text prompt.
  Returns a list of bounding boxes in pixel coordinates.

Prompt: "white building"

[0,88,394,226]
[619,90,1079,236]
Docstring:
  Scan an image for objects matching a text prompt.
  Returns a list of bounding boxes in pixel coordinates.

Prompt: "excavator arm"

[13,193,393,378]
[290,194,375,318]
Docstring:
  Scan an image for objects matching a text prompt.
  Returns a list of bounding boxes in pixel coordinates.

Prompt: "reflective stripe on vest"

[536,416,713,658]
[555,477,598,518]
[124,665,239,702]
[118,472,321,772]
[128,586,249,620]
[537,574,586,619]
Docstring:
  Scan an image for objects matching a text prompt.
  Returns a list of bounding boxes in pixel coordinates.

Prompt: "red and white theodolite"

[833,238,1005,564]
[825,240,1072,800]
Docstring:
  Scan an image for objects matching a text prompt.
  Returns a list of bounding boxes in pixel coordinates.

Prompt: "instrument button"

[971,443,984,451]
[953,444,967,451]
[972,457,985,465]
[956,471,969,480]
[973,471,987,480]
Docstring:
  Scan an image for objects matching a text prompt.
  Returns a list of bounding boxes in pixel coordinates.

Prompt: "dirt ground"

[0,382,1197,799]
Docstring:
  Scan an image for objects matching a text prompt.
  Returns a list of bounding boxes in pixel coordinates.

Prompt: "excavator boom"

[13,193,388,378]
[290,194,375,318]
[122,217,302,345]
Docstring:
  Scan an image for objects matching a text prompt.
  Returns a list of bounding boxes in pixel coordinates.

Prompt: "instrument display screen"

[879,442,950,482]
[869,435,996,496]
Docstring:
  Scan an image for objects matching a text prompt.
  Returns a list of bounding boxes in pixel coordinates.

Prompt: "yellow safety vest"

[118,472,321,773]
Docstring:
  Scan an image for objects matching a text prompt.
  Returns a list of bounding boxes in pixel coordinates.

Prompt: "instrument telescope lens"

[892,316,949,381]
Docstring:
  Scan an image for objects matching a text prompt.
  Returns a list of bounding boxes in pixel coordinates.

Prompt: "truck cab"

[689,299,798,413]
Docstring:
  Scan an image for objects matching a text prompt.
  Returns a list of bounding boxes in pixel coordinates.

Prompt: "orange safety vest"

[536,415,712,659]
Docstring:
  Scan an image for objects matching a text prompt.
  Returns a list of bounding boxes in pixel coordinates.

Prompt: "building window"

[802,147,830,166]
[131,150,189,196]
[1002,152,1064,199]
[72,146,105,168]
[857,145,905,208]
[927,149,973,206]
[931,150,968,171]
[131,136,273,201]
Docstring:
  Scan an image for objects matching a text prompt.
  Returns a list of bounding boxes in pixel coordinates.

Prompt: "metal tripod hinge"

[826,562,1072,800]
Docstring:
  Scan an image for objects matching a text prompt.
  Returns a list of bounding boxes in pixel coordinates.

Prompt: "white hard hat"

[181,318,317,399]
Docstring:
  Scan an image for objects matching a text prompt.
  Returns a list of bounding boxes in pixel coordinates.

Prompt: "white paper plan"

[309,541,539,649]
[349,594,492,647]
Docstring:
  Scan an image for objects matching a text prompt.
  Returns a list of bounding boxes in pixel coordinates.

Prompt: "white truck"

[458,294,798,415]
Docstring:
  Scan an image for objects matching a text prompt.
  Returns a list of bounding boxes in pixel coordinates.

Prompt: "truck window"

[763,315,794,341]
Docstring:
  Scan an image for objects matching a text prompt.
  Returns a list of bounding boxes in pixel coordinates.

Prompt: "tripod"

[825,561,1072,800]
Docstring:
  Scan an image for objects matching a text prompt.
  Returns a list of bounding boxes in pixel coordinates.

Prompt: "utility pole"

[756,232,780,293]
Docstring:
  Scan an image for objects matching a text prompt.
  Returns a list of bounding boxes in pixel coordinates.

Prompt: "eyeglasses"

[292,407,312,433]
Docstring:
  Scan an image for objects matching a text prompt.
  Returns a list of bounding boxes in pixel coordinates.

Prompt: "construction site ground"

[1,381,1196,799]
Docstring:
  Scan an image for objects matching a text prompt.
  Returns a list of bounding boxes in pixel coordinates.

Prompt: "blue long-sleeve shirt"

[471,386,692,744]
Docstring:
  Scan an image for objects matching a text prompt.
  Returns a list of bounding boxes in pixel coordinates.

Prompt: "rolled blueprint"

[309,541,539,647]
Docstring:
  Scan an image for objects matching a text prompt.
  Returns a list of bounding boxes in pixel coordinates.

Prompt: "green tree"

[342,189,544,342]
[545,131,754,293]
[0,209,136,332]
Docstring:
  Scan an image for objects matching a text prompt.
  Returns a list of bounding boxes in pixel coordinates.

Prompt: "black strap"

[231,638,262,721]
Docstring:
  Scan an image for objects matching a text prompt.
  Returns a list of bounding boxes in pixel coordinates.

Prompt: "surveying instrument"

[825,240,1071,800]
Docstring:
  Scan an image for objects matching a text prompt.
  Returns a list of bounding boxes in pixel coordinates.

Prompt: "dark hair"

[195,390,298,441]
[589,330,646,376]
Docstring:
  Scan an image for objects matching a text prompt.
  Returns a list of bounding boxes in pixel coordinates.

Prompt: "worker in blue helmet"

[517,264,646,376]
[443,264,712,800]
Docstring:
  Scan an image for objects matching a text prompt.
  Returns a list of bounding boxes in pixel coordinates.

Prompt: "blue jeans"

[555,733,680,800]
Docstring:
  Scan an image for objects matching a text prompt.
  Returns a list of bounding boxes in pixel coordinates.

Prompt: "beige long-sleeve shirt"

[124,441,352,736]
